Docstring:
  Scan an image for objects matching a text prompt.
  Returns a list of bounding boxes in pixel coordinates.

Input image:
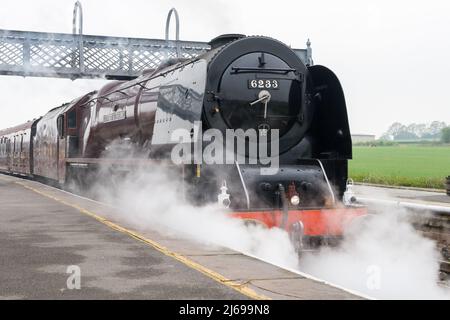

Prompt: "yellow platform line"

[14,179,270,300]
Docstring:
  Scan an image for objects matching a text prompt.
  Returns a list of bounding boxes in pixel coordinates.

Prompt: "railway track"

[440,261,450,282]
[72,178,450,285]
[359,198,450,282]
[64,176,450,284]
[5,173,449,295]
[399,208,449,281]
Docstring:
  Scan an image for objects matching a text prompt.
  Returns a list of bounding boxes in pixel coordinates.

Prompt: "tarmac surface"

[0,175,247,299]
[0,174,363,300]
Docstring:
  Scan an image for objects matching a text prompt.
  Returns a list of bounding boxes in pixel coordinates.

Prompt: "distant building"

[351,134,376,143]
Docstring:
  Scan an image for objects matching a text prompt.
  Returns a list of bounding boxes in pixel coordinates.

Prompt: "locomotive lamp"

[290,195,300,206]
[343,179,357,205]
[288,182,300,206]
[218,180,231,208]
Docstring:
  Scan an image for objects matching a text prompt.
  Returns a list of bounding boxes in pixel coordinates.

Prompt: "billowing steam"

[84,141,299,270]
[84,141,449,299]
[98,168,299,269]
[299,207,449,299]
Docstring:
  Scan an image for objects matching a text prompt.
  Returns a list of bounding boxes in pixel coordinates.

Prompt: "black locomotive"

[184,34,352,210]
[0,34,363,239]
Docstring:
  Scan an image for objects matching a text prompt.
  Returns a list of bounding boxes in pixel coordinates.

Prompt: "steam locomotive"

[0,34,365,249]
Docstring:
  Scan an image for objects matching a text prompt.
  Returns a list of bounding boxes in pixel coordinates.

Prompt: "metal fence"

[0,29,211,80]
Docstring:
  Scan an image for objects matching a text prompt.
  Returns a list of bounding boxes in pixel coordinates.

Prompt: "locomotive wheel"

[242,219,268,229]
[289,221,304,256]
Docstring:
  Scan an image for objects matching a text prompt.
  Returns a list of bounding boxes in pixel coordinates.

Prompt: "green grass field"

[349,145,450,189]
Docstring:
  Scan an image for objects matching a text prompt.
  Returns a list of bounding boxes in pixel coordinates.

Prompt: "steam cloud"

[299,207,449,299]
[83,141,449,299]
[84,141,299,270]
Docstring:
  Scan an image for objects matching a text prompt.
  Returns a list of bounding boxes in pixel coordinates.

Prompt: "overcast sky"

[1,0,449,136]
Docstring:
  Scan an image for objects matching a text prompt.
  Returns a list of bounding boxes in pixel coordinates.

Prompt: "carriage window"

[20,135,23,152]
[68,110,77,129]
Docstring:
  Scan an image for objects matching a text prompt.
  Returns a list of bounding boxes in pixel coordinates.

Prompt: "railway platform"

[0,174,362,300]
[354,184,450,207]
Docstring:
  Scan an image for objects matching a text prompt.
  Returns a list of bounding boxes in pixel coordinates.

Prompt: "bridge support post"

[73,1,84,75]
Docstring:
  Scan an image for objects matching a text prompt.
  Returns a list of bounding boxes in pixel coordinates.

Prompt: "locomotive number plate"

[248,79,280,90]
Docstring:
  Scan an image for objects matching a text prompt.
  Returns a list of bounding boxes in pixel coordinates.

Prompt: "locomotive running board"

[66,158,174,168]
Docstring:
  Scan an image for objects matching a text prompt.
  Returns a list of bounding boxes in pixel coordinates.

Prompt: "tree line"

[380,121,450,143]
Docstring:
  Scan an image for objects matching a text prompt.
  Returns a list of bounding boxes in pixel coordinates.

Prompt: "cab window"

[68,110,77,129]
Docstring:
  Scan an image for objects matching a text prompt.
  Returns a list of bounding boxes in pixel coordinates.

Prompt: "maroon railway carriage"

[0,121,35,176]
[0,70,161,184]
[0,92,96,183]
